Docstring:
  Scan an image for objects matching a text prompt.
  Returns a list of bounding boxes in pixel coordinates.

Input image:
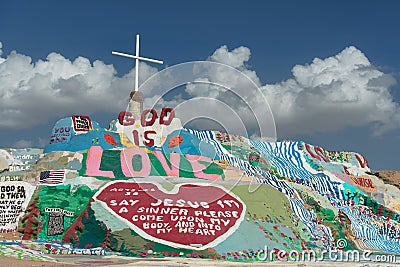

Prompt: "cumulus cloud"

[140,57,275,139]
[209,45,251,69]
[0,42,4,65]
[0,41,398,139]
[208,45,261,86]
[262,46,399,136]
[122,44,400,139]
[0,43,158,129]
[165,45,399,137]
[12,139,33,148]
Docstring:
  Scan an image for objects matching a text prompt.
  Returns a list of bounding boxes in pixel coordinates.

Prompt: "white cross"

[112,34,164,92]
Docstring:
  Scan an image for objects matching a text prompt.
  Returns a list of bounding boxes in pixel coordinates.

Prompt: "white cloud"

[0,47,158,129]
[38,137,49,148]
[209,45,250,69]
[173,45,399,137]
[140,57,275,139]
[0,42,4,65]
[262,46,399,136]
[0,42,398,138]
[208,45,261,86]
[135,45,400,138]
[12,139,33,148]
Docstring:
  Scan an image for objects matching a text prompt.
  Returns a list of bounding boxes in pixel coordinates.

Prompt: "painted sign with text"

[49,118,74,144]
[116,108,182,147]
[94,181,246,250]
[350,175,377,193]
[1,149,42,172]
[0,181,35,232]
[50,126,72,144]
[84,146,223,180]
[72,115,93,132]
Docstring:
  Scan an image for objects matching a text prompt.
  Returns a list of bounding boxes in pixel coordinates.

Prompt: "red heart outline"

[93,181,246,250]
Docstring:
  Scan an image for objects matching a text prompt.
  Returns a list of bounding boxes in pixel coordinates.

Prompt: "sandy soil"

[374,170,400,189]
[0,257,76,266]
[1,256,400,267]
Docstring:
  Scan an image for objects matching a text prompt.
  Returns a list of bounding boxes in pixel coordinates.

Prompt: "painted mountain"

[0,111,399,263]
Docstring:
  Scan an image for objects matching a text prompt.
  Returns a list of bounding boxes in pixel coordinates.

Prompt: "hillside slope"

[0,114,399,263]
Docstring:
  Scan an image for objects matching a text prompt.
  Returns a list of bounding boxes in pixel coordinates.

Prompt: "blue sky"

[0,0,399,170]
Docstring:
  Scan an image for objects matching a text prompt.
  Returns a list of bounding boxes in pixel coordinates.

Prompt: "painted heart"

[94,181,246,250]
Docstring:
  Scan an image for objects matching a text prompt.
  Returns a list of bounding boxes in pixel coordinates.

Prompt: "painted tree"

[102,229,112,249]
[387,210,393,221]
[18,197,40,240]
[62,198,109,248]
[62,198,94,245]
[377,205,384,217]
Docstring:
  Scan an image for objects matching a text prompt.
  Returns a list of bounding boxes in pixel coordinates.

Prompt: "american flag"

[39,170,65,185]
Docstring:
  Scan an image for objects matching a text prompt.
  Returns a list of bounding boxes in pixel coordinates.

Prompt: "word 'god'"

[118,108,175,147]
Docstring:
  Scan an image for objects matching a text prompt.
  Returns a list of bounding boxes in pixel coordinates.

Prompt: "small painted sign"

[350,176,377,193]
[116,108,181,147]
[47,212,64,236]
[0,181,35,233]
[72,115,93,132]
